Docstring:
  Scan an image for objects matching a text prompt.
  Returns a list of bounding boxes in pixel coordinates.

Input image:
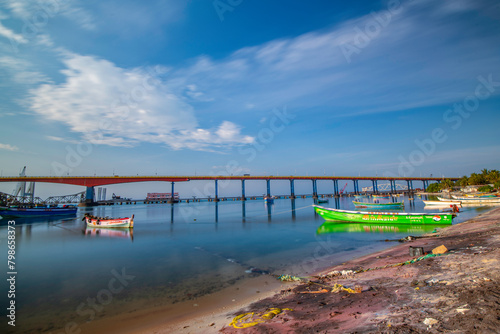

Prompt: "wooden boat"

[84,214,134,228]
[449,196,500,204]
[316,198,329,204]
[424,200,462,206]
[313,205,454,225]
[352,201,404,209]
[0,205,77,218]
[372,194,390,198]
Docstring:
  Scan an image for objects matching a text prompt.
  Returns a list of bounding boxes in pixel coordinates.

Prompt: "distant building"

[461,185,493,193]
[146,193,179,200]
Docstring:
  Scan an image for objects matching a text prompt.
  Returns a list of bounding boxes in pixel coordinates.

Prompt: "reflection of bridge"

[0,175,457,206]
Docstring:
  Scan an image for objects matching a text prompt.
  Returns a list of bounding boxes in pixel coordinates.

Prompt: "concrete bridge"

[0,175,457,206]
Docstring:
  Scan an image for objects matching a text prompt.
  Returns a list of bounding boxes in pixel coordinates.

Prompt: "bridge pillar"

[333,180,339,197]
[79,186,97,207]
[390,180,396,193]
[353,180,359,194]
[86,186,94,201]
[407,180,413,192]
[312,179,318,198]
[241,180,246,200]
[214,180,220,202]
[289,179,295,199]
[372,180,378,194]
[168,182,176,203]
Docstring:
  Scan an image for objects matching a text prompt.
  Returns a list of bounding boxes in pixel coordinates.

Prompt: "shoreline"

[219,207,500,333]
[81,207,500,333]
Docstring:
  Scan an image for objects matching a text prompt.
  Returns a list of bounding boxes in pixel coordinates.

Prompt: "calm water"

[0,196,493,333]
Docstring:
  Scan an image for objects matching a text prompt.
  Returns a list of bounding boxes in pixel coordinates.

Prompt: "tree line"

[426,169,500,193]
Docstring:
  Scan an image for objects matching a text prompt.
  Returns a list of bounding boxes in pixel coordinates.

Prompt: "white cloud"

[0,56,50,84]
[0,143,18,151]
[29,53,254,151]
[1,0,96,31]
[0,20,27,44]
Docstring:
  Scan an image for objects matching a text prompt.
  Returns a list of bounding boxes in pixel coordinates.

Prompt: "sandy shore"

[81,207,500,333]
[218,207,500,333]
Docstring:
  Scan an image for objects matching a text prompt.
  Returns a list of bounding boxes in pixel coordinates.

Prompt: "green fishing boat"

[313,205,454,225]
[352,201,404,209]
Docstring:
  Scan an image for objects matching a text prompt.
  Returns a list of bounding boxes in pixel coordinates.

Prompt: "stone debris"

[432,244,448,254]
[423,317,439,327]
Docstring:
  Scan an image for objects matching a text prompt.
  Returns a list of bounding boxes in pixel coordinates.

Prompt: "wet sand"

[81,207,500,333]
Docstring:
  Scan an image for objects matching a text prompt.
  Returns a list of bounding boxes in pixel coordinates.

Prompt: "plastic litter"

[277,274,303,282]
[331,283,358,294]
[229,308,293,328]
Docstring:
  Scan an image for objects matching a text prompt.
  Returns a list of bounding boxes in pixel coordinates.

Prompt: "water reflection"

[317,222,440,235]
[83,227,134,241]
[242,201,246,222]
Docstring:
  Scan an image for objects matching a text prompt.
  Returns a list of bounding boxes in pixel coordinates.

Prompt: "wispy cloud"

[94,0,186,37]
[0,11,27,44]
[29,53,254,150]
[1,0,96,30]
[0,143,18,151]
[168,0,500,117]
[0,56,50,85]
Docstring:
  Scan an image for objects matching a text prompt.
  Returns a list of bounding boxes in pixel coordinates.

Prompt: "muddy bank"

[219,208,500,333]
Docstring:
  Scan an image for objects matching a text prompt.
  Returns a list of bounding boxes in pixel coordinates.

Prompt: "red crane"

[339,183,348,194]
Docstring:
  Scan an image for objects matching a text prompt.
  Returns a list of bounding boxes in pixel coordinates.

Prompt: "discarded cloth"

[229,308,293,328]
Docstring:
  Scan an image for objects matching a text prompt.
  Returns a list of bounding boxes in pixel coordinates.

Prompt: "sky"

[0,0,499,198]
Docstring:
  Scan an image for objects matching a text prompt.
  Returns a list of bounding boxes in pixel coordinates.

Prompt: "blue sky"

[0,0,500,198]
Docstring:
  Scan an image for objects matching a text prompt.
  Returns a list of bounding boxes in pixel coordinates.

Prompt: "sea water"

[0,196,490,333]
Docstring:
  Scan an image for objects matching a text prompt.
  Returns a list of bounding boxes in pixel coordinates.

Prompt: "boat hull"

[313,205,453,225]
[85,216,133,228]
[0,206,77,218]
[352,201,404,209]
[449,196,500,204]
[424,200,462,206]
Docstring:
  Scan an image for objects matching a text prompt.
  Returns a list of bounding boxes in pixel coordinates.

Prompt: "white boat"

[424,200,461,207]
[84,214,134,228]
[449,196,500,204]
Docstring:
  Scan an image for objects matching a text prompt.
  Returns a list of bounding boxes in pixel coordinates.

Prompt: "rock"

[432,245,448,254]
[426,278,439,285]
[456,304,470,314]
[423,318,438,327]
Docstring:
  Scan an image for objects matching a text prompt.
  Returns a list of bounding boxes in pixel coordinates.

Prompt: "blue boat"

[0,205,78,218]
[264,196,275,204]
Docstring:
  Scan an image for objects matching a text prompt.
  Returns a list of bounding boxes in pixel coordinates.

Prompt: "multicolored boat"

[352,201,404,209]
[372,194,390,199]
[84,214,134,228]
[313,205,454,225]
[0,205,77,218]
